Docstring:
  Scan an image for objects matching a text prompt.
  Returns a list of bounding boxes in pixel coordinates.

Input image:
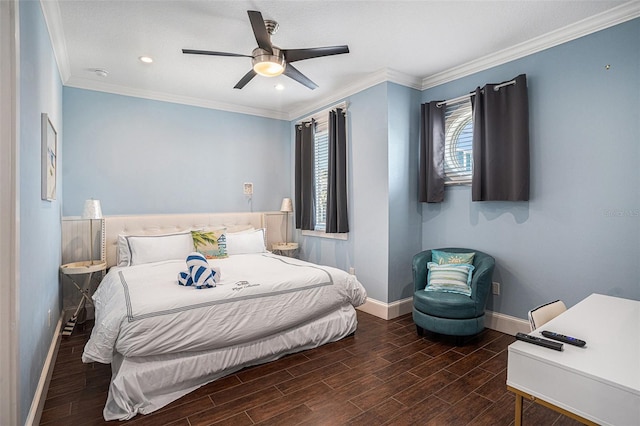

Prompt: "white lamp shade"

[82,199,103,220]
[280,198,293,213]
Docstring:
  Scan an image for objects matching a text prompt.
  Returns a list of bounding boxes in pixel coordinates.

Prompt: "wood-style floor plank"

[41,311,573,425]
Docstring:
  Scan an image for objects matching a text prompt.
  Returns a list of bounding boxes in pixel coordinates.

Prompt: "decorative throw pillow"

[191,228,228,259]
[426,262,475,296]
[431,249,475,265]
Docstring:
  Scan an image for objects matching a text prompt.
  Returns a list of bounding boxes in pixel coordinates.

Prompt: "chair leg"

[416,325,425,336]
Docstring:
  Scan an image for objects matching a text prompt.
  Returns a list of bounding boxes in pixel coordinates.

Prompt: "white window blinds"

[444,99,473,184]
[314,118,329,230]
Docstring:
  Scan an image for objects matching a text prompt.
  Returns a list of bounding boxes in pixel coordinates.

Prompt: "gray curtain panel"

[419,101,446,202]
[471,74,530,201]
[294,120,316,230]
[326,108,349,233]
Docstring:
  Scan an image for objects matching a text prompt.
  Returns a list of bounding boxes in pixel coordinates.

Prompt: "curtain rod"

[297,101,348,124]
[436,79,516,108]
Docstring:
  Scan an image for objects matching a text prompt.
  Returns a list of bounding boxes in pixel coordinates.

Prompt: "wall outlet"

[243,182,253,195]
[492,282,500,296]
[349,267,355,275]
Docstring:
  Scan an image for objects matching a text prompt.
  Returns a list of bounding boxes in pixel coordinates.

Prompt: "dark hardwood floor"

[41,311,581,425]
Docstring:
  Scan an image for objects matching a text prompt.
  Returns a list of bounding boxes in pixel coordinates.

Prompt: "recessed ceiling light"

[274,84,285,91]
[93,69,108,77]
[139,56,153,64]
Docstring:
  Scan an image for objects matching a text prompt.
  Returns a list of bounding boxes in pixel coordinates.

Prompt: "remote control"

[515,332,563,351]
[541,331,586,347]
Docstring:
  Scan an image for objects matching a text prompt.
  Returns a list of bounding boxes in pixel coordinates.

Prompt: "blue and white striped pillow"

[177,271,194,287]
[426,262,475,296]
[186,252,217,289]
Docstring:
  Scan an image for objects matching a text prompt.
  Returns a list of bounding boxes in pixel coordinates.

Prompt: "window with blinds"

[298,102,346,234]
[313,118,329,230]
[444,98,473,184]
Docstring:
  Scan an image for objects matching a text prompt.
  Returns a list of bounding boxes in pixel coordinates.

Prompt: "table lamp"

[280,197,293,245]
[82,199,103,265]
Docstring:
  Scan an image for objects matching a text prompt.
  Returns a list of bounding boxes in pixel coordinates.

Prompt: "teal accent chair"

[413,248,495,337]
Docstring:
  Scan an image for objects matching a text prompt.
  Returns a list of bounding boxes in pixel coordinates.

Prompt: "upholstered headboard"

[104,212,268,268]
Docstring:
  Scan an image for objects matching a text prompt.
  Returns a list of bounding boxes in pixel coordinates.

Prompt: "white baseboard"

[357,297,529,336]
[356,297,413,320]
[484,310,530,335]
[24,313,63,426]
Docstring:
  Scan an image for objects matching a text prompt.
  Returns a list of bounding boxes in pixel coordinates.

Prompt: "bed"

[81,212,367,421]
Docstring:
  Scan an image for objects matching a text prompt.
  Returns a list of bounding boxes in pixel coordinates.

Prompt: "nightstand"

[60,260,107,336]
[272,242,299,259]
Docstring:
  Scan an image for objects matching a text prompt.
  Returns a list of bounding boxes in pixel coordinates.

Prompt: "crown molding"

[41,0,639,120]
[287,69,389,120]
[386,69,423,90]
[40,0,71,83]
[66,67,418,122]
[287,68,421,120]
[65,76,291,121]
[422,1,640,90]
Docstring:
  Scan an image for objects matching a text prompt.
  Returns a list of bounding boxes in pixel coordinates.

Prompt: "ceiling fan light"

[252,51,286,77]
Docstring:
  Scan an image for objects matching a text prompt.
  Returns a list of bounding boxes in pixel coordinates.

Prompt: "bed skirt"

[103,304,358,420]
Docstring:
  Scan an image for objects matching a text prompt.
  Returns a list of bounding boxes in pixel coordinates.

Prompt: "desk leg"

[514,393,523,426]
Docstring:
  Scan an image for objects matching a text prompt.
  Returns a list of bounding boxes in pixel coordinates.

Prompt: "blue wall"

[19,1,63,422]
[296,83,392,302]
[293,82,424,306]
[59,16,639,321]
[421,18,640,318]
[62,88,291,216]
[387,83,422,302]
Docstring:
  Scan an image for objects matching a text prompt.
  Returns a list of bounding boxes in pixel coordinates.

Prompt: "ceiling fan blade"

[247,10,273,54]
[284,64,318,90]
[182,49,251,58]
[234,69,257,89]
[282,45,349,63]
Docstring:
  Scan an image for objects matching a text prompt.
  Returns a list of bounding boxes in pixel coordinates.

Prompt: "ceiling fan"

[182,10,349,90]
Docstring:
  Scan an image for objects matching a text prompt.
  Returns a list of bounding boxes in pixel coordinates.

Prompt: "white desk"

[507,294,640,426]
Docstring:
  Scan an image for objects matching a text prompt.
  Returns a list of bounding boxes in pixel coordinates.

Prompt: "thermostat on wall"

[243,182,253,195]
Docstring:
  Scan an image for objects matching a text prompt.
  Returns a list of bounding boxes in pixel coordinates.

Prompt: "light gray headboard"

[104,212,276,268]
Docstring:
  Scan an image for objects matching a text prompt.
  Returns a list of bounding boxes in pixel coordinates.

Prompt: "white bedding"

[83,253,367,364]
[105,306,357,420]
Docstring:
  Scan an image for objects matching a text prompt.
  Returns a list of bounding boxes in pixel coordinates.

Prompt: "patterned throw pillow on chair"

[426,262,475,296]
[431,249,475,265]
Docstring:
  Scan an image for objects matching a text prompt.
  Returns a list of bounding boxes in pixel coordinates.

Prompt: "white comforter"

[82,254,367,364]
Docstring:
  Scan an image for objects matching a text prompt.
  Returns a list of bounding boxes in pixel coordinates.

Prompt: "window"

[443,98,473,184]
[298,102,348,239]
[313,118,329,230]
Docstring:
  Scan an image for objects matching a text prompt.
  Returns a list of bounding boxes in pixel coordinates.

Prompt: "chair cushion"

[414,289,478,319]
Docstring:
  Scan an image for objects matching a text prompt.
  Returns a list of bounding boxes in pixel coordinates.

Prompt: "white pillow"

[121,231,194,266]
[226,228,266,255]
[117,234,131,266]
[224,225,255,234]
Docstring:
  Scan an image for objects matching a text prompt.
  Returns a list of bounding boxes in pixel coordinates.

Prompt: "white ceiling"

[42,1,638,120]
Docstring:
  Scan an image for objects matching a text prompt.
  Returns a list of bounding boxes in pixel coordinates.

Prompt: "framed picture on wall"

[41,113,57,201]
